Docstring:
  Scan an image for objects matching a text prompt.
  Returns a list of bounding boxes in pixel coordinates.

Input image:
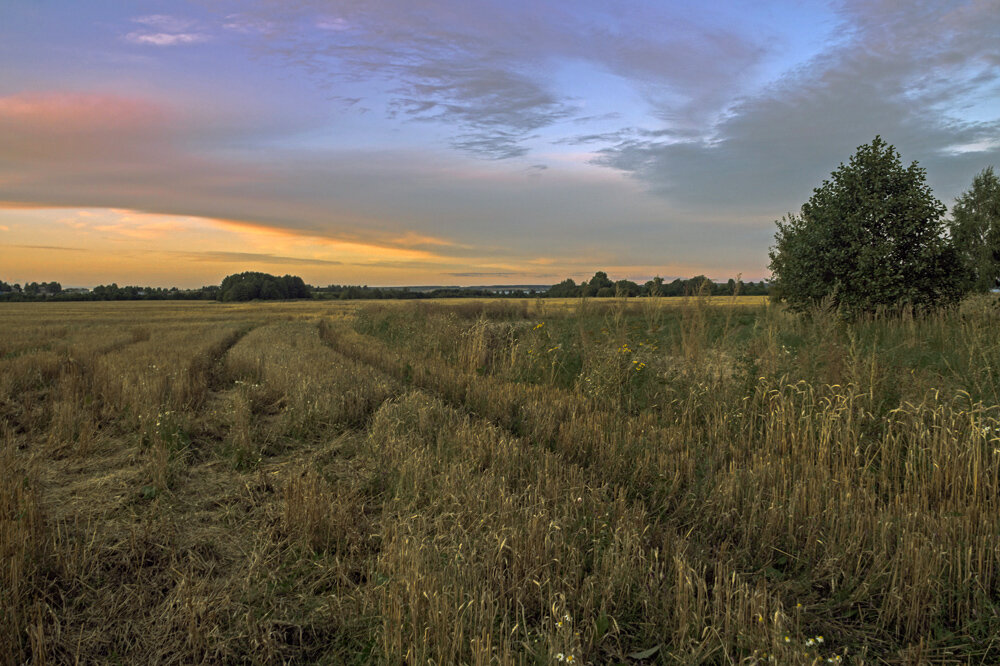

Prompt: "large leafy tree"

[948,166,1000,292]
[769,136,963,315]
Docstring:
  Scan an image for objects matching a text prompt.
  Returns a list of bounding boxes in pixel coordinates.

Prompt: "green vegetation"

[3,140,999,662]
[2,272,767,303]
[949,166,1000,293]
[769,136,963,315]
[547,272,769,298]
[0,281,219,302]
[218,272,310,302]
[313,284,544,299]
[313,274,769,300]
[0,280,62,298]
[3,296,1000,663]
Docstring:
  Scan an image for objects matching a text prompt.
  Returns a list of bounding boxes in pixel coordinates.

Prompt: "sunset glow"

[2,1,997,287]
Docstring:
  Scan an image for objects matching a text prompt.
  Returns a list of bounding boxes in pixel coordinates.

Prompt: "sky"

[1,0,998,288]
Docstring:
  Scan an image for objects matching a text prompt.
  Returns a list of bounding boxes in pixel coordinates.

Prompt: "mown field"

[2,295,999,664]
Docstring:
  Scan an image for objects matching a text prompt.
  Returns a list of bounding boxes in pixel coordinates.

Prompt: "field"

[2,295,1000,664]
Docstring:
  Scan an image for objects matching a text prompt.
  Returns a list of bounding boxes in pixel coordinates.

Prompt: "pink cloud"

[0,92,169,133]
[0,92,174,164]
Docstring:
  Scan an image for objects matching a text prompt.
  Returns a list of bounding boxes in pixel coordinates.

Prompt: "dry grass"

[1,297,999,663]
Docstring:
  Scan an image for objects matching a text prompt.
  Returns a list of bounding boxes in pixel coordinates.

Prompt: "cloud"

[126,14,209,46]
[446,271,555,279]
[240,0,768,159]
[0,92,173,163]
[10,2,995,286]
[591,0,1000,214]
[222,14,275,35]
[0,89,776,278]
[133,15,197,32]
[178,251,343,266]
[9,244,85,252]
[0,92,167,130]
[944,139,1000,155]
[126,32,209,46]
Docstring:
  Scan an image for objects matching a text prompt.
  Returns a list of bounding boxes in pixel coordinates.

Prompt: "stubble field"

[2,295,999,664]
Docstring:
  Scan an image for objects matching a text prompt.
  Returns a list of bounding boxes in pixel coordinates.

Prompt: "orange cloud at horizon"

[0,206,574,288]
[1,204,757,288]
[207,217,448,262]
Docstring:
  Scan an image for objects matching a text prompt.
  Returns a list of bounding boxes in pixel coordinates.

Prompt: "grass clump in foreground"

[2,296,999,663]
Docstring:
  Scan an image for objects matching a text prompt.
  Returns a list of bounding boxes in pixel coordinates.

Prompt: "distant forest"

[0,271,768,302]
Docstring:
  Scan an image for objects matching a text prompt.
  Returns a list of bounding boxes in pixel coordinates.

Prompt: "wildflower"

[564,613,571,622]
[805,638,815,647]
[784,636,790,643]
[555,653,564,662]
[557,620,563,628]
[816,636,824,644]
[565,656,575,664]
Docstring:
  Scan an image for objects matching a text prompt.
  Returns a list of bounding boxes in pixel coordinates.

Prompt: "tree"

[768,136,963,315]
[948,166,1000,292]
[547,278,578,298]
[614,279,641,296]
[218,272,310,301]
[686,275,714,296]
[581,271,613,297]
[644,276,665,296]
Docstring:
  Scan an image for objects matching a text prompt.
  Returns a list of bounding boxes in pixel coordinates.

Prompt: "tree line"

[1,272,766,303]
[0,281,219,302]
[545,272,768,298]
[313,285,544,300]
[316,277,765,300]
[0,281,64,298]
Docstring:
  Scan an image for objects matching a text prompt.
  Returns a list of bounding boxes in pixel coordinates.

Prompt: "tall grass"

[2,297,998,663]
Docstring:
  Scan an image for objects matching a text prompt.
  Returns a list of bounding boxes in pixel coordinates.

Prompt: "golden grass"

[1,297,998,663]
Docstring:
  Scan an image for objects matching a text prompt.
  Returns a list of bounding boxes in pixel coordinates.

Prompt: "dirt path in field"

[19,321,388,662]
[314,318,804,664]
